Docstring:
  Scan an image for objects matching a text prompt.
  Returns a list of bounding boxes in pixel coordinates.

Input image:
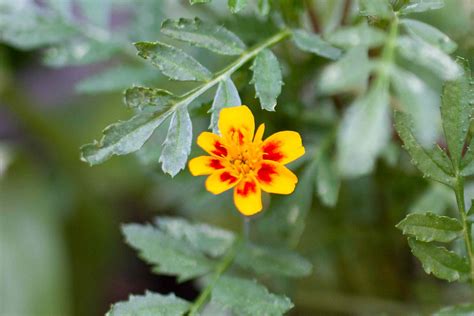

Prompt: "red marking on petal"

[220,172,238,184]
[257,163,277,184]
[212,141,228,157]
[230,127,245,145]
[262,142,285,162]
[236,181,257,197]
[209,159,224,170]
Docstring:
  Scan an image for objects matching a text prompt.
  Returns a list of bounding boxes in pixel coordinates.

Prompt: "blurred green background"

[1,0,473,315]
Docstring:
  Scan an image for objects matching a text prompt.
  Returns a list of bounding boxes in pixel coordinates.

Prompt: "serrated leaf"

[81,109,172,166]
[400,18,457,54]
[316,152,340,207]
[396,212,462,242]
[159,106,192,177]
[210,78,242,133]
[161,18,246,56]
[337,84,390,178]
[106,292,190,316]
[325,22,386,49]
[43,38,119,67]
[75,65,156,94]
[390,67,440,147]
[358,0,393,19]
[399,0,444,15]
[293,29,341,60]
[434,303,474,316]
[155,217,235,258]
[134,41,212,81]
[228,0,248,13]
[250,49,282,111]
[397,36,462,80]
[394,111,455,186]
[441,68,471,169]
[235,243,312,278]
[125,86,177,111]
[408,238,469,282]
[429,145,454,176]
[211,276,293,316]
[122,224,214,281]
[318,46,371,95]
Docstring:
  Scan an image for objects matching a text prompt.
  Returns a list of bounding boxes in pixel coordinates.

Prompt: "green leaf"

[434,303,474,316]
[155,217,235,258]
[159,106,193,177]
[77,0,110,28]
[257,0,270,16]
[337,84,390,177]
[399,0,444,15]
[429,145,454,176]
[408,238,469,282]
[211,276,294,316]
[235,243,312,278]
[210,78,242,133]
[396,212,462,242]
[359,0,393,19]
[228,0,248,13]
[134,41,212,81]
[390,67,440,147]
[292,29,341,60]
[400,18,457,54]
[397,36,462,80]
[80,109,172,166]
[394,111,455,186]
[325,22,386,49]
[441,68,471,169]
[161,18,246,56]
[122,224,214,281]
[190,0,211,3]
[75,65,157,94]
[318,46,371,95]
[106,292,190,316]
[250,49,282,111]
[43,39,119,67]
[316,152,340,207]
[409,183,454,214]
[0,11,77,50]
[125,86,177,111]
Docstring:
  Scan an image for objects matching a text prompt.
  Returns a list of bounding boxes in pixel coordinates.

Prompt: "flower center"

[227,143,262,177]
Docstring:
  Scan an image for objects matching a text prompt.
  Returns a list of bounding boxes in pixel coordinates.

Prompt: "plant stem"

[147,28,292,124]
[374,14,399,88]
[453,173,474,284]
[187,237,242,316]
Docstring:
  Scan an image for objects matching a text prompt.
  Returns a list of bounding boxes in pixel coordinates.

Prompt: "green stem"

[187,237,242,316]
[374,15,399,88]
[454,174,474,284]
[147,28,291,124]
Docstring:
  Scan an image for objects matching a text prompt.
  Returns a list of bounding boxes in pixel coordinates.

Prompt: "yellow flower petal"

[254,123,265,143]
[218,105,255,145]
[197,132,228,157]
[261,131,305,164]
[233,177,262,216]
[205,169,240,194]
[256,161,297,194]
[189,156,225,176]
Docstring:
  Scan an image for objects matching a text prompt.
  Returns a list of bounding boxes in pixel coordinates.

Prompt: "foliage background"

[0,0,473,315]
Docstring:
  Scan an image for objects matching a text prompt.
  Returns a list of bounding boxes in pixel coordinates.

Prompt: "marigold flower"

[189,105,305,216]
